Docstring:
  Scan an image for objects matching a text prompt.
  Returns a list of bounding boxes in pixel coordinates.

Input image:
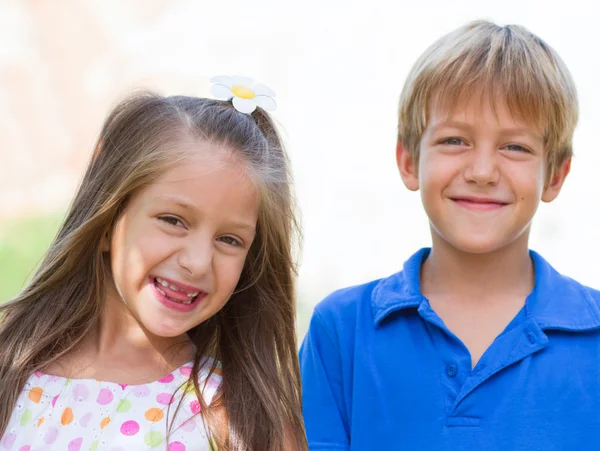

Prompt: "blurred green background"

[0,214,63,303]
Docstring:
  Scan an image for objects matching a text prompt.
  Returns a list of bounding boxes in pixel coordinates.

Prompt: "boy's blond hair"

[398,20,578,179]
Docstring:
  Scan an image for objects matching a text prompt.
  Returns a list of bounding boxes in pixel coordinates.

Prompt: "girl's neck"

[55,285,196,383]
[421,233,535,302]
[94,285,195,364]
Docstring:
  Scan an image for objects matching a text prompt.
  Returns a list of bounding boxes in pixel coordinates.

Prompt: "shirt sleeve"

[299,310,350,450]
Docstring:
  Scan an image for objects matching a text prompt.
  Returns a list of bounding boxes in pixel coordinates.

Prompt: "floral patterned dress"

[1,360,222,451]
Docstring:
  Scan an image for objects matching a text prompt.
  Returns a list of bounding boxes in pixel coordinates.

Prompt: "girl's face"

[106,141,260,338]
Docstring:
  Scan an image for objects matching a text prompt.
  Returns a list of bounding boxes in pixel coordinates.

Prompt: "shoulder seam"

[312,308,342,356]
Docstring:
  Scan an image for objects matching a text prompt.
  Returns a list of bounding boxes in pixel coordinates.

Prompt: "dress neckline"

[33,360,195,389]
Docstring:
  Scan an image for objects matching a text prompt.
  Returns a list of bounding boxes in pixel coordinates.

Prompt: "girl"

[0,88,307,450]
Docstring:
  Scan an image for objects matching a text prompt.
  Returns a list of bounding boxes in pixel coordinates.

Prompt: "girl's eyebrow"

[154,195,256,233]
[154,195,195,211]
[227,221,257,234]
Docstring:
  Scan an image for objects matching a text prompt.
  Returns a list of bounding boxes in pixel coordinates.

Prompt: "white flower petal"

[210,84,234,100]
[232,76,253,88]
[252,83,276,98]
[232,97,257,114]
[252,95,277,111]
[209,76,233,88]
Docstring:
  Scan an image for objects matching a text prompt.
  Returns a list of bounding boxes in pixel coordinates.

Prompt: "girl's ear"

[100,229,111,252]
[396,141,419,191]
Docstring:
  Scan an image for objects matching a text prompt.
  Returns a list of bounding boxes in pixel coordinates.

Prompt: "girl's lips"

[149,275,205,301]
[150,280,206,313]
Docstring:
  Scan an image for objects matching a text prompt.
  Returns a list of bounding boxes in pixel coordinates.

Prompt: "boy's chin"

[436,231,524,255]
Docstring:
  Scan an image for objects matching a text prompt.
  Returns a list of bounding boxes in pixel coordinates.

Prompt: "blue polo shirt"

[300,248,600,450]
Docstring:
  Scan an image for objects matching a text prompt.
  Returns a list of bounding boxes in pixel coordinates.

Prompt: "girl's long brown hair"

[0,93,307,450]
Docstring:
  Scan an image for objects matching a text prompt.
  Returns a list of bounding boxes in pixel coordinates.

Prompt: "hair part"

[398,20,578,180]
[0,92,307,450]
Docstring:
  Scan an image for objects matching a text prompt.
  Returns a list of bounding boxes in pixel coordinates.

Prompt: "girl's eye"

[505,144,530,153]
[219,236,241,247]
[158,216,184,227]
[442,137,465,146]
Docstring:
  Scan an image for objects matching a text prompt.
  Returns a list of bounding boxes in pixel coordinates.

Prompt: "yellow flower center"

[231,85,255,99]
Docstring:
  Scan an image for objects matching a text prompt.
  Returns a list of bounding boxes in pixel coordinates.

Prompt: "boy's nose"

[464,147,500,186]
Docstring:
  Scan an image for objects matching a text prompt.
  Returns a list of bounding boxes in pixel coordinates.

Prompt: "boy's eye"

[158,216,184,227]
[504,144,530,153]
[219,236,241,247]
[442,137,465,145]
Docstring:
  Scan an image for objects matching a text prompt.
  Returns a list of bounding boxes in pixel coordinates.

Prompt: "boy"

[300,20,600,450]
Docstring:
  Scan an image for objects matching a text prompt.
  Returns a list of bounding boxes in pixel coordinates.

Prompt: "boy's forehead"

[427,88,544,135]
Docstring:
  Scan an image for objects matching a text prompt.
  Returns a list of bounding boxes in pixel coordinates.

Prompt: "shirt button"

[527,332,536,344]
[446,363,458,377]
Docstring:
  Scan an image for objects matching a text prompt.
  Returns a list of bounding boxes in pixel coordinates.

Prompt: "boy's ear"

[396,141,419,191]
[541,156,571,203]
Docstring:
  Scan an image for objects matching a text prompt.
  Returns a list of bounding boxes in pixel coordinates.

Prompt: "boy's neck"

[421,233,535,302]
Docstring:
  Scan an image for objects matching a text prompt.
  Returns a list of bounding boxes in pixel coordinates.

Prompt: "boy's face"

[397,93,571,254]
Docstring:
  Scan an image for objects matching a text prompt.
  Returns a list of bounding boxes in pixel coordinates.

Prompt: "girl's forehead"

[156,151,255,196]
[132,151,260,226]
[157,139,250,180]
[126,146,257,211]
[168,153,247,180]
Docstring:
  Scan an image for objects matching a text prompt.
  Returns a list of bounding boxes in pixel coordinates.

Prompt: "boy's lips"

[449,195,510,211]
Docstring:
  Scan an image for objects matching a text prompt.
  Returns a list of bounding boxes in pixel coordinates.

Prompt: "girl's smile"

[149,276,207,312]
[106,144,259,338]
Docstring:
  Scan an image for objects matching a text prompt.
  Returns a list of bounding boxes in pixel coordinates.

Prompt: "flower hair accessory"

[210,76,277,114]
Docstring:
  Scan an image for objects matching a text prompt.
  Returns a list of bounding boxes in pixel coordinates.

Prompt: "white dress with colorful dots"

[1,361,222,451]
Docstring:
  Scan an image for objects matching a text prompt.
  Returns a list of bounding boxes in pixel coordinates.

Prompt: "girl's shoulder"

[3,359,222,450]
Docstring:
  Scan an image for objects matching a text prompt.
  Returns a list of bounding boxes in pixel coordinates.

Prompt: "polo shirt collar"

[372,248,600,331]
[527,250,600,330]
[371,248,429,325]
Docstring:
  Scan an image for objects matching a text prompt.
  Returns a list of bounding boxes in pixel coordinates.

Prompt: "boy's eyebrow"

[429,120,474,131]
[430,120,542,140]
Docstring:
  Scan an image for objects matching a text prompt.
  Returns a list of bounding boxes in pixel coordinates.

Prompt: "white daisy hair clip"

[210,76,277,114]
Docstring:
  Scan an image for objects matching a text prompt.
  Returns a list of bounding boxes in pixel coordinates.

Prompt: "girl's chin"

[139,315,191,339]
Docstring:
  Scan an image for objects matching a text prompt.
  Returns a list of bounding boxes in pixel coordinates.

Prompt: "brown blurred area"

[0,0,198,219]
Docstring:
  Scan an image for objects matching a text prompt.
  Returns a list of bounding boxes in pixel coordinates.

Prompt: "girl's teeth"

[168,296,192,305]
[155,278,199,300]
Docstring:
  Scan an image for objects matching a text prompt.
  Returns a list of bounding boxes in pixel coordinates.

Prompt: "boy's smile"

[398,92,570,255]
[448,195,509,211]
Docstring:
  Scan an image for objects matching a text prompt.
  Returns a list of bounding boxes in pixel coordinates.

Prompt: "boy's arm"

[300,309,350,450]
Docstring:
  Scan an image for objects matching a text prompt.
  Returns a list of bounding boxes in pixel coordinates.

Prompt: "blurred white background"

[1,0,598,336]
